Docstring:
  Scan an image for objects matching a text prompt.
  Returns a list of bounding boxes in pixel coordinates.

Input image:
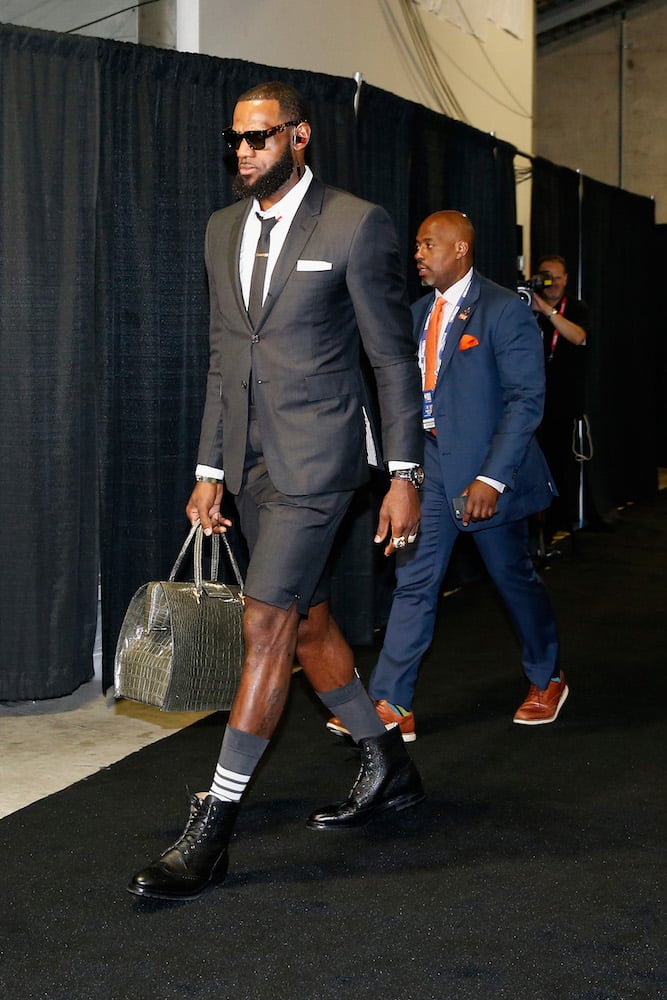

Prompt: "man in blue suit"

[327,210,567,743]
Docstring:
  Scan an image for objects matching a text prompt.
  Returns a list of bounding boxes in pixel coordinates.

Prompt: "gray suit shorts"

[233,413,355,615]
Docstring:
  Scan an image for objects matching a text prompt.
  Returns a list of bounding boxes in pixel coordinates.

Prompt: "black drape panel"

[529,157,581,281]
[581,177,657,518]
[96,45,233,695]
[442,119,517,289]
[356,83,417,268]
[407,105,452,302]
[407,105,517,299]
[655,225,667,466]
[0,27,100,698]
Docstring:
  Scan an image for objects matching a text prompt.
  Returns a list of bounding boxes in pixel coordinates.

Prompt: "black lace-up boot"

[306,725,424,830]
[128,794,239,900]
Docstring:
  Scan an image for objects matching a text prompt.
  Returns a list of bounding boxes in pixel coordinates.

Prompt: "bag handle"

[168,520,245,594]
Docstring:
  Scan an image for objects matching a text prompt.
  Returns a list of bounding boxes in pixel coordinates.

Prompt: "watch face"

[413,467,425,486]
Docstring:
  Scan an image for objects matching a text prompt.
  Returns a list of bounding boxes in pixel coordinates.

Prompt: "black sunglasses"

[222,120,304,151]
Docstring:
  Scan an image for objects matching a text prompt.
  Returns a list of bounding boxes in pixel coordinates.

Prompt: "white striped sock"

[209,764,251,803]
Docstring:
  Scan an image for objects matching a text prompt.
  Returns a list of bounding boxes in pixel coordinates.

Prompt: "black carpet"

[2,495,666,1000]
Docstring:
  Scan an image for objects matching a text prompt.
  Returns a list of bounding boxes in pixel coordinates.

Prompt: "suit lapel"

[226,201,254,326]
[257,180,324,328]
[436,272,481,383]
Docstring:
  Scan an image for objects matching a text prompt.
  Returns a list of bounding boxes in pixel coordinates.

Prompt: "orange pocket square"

[459,334,479,351]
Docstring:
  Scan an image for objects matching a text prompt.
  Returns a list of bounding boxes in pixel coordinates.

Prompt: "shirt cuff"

[388,461,418,472]
[477,475,505,494]
[195,463,225,481]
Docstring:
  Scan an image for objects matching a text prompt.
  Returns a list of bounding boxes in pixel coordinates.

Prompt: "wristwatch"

[390,466,425,489]
[550,307,558,316]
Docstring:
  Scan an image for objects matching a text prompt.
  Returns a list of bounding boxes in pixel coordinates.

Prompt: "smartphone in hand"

[452,496,467,520]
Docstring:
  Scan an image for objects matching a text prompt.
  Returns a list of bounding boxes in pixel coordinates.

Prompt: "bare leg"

[229,595,301,738]
[295,600,355,693]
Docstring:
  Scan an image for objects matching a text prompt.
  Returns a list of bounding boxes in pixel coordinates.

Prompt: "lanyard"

[548,297,567,360]
[420,287,470,431]
[418,288,469,379]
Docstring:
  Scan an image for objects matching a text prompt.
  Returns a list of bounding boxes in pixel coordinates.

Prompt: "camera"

[517,270,553,305]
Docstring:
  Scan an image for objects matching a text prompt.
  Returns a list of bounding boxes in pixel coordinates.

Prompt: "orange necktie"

[424,297,445,392]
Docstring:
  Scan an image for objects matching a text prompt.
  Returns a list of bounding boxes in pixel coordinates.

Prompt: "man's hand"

[458,480,499,527]
[374,478,422,556]
[185,481,231,536]
[532,291,553,318]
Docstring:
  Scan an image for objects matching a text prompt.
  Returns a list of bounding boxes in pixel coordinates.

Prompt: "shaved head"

[414,211,475,292]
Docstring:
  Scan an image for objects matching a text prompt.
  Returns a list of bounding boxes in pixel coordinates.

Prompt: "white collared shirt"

[239,166,314,308]
[419,267,474,382]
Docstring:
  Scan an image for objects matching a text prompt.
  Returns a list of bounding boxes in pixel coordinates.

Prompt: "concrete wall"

[535,1,666,223]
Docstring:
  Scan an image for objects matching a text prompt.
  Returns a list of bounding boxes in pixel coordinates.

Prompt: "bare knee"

[295,601,331,656]
[243,596,299,656]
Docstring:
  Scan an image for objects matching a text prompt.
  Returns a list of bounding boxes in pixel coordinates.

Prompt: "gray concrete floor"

[0,681,210,818]
[0,614,209,819]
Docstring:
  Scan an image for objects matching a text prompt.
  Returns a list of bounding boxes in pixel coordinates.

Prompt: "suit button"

[251,334,260,343]
[241,380,248,390]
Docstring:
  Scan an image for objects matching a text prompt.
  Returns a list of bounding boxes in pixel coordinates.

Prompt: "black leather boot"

[128,794,239,900]
[307,725,424,830]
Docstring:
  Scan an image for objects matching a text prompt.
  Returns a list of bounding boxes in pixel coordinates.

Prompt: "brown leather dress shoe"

[325,700,416,742]
[513,671,569,725]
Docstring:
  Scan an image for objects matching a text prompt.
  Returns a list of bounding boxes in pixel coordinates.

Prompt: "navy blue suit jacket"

[414,270,556,530]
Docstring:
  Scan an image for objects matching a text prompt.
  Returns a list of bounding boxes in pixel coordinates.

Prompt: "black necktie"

[247,213,278,327]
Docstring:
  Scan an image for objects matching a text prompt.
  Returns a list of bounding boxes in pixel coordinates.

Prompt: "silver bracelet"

[196,475,223,484]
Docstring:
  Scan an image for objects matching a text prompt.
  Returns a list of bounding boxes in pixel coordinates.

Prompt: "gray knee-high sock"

[318,675,385,742]
[209,725,269,803]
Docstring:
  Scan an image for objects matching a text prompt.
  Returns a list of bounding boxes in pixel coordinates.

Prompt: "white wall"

[197,0,535,246]
[0,0,537,249]
[198,0,534,154]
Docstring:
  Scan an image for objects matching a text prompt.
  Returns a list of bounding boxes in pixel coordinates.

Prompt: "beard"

[232,145,295,201]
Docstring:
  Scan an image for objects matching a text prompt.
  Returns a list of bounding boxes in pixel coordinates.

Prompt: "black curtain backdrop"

[355,84,417,270]
[0,21,659,699]
[529,157,582,283]
[655,224,667,467]
[580,177,657,519]
[441,118,517,290]
[407,105,517,299]
[0,28,100,698]
[531,162,658,523]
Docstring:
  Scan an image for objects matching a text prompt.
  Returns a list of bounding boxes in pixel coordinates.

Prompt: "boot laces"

[161,800,210,857]
[350,742,376,793]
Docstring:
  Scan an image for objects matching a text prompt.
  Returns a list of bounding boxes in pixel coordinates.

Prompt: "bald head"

[414,211,475,292]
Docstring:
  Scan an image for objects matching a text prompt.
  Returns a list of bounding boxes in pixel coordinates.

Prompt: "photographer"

[531,254,589,545]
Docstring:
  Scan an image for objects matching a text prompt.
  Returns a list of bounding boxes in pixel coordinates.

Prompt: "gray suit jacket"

[197,178,423,496]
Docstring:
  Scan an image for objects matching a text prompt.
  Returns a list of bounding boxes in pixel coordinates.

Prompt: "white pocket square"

[297,259,333,271]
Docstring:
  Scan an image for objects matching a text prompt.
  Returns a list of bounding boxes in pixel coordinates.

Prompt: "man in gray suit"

[129,81,425,900]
